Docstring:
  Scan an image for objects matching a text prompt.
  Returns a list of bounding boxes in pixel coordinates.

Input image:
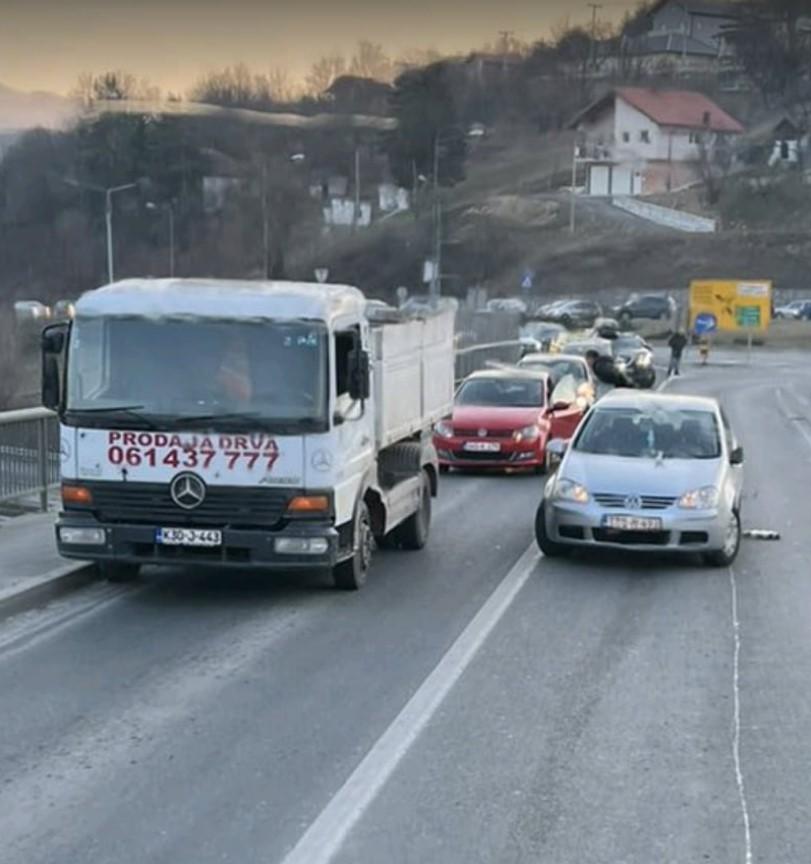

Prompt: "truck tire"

[394,470,432,550]
[99,561,140,583]
[378,442,423,487]
[333,501,373,590]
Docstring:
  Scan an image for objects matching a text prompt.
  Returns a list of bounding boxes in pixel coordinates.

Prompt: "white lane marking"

[279,543,541,864]
[729,567,753,864]
[657,374,673,392]
[775,388,811,452]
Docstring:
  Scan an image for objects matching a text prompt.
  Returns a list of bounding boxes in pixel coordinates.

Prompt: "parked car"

[774,299,811,320]
[535,391,744,566]
[611,333,656,389]
[13,300,51,322]
[548,299,603,330]
[433,369,586,473]
[614,293,676,323]
[486,297,528,315]
[518,353,597,408]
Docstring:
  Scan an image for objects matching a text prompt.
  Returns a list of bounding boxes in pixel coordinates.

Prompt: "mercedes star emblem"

[170,472,207,510]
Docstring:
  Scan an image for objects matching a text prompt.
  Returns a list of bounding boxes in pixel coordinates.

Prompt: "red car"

[433,369,585,472]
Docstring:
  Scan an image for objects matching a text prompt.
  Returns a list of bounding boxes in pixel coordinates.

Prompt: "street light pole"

[105,183,138,282]
[64,178,139,283]
[431,134,442,303]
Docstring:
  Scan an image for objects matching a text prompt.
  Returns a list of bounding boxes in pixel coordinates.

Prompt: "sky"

[1,0,637,95]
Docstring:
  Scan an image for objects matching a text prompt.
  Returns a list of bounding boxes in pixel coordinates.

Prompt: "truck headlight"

[554,478,590,504]
[274,537,329,555]
[59,526,106,545]
[678,486,719,510]
[513,425,540,442]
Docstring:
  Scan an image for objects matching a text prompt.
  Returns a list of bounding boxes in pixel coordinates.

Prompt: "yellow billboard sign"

[688,280,772,334]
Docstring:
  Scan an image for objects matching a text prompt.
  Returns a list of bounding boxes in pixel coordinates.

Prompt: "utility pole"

[261,159,270,278]
[570,134,579,234]
[588,3,602,70]
[431,134,442,303]
[352,145,361,233]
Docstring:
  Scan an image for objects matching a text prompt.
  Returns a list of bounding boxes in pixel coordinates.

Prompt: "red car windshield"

[456,378,545,408]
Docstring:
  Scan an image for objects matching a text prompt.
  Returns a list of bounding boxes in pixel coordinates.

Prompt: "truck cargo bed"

[369,302,456,450]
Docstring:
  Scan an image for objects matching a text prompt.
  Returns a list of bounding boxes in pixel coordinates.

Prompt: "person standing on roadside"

[667,329,688,376]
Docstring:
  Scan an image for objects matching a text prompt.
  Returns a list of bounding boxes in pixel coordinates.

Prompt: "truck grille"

[84,482,293,528]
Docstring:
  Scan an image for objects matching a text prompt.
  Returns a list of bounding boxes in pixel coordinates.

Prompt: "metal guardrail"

[454,340,524,383]
[0,339,525,512]
[0,407,59,511]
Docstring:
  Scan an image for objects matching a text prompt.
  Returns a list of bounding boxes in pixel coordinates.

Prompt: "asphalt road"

[2,348,810,864]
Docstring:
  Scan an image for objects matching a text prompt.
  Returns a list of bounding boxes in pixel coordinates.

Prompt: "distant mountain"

[0,83,76,131]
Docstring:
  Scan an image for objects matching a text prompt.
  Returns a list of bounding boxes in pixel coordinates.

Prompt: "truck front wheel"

[333,501,374,590]
[395,469,432,550]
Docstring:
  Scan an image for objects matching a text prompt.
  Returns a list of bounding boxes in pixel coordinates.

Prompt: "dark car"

[548,299,603,330]
[614,293,676,323]
[611,333,656,389]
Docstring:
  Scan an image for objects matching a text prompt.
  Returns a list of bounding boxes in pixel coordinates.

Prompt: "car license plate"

[156,528,222,547]
[603,515,662,532]
[463,441,501,453]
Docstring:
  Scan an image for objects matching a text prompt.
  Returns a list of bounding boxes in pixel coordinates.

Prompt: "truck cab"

[43,279,456,589]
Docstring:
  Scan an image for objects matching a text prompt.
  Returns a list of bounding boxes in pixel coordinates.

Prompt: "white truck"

[41,279,456,589]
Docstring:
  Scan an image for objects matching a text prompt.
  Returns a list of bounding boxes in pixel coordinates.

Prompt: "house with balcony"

[624,0,740,75]
[570,86,744,196]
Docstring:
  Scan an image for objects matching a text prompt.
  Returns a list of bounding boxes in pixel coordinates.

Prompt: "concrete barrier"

[612,197,716,233]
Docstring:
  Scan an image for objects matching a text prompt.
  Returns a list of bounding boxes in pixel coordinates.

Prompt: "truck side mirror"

[41,322,68,411]
[348,348,371,401]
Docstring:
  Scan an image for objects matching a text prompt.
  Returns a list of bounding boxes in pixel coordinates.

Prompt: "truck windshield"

[65,316,328,431]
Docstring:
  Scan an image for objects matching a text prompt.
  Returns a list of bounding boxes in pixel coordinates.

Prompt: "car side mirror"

[348,348,371,401]
[546,438,568,471]
[729,446,744,466]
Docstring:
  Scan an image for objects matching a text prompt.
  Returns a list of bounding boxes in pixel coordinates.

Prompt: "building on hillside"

[739,116,805,169]
[570,86,744,196]
[623,1,741,79]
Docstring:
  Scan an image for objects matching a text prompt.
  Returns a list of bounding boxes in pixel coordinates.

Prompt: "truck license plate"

[463,441,501,453]
[603,515,662,532]
[156,528,222,547]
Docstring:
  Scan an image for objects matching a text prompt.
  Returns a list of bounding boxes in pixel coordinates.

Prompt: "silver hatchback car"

[536,391,744,566]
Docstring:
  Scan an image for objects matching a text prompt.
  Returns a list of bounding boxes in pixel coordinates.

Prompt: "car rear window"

[574,407,721,459]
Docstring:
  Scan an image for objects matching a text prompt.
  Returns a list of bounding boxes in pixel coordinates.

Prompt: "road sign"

[689,280,772,333]
[736,305,761,328]
[521,270,534,291]
[693,313,718,336]
[314,267,329,284]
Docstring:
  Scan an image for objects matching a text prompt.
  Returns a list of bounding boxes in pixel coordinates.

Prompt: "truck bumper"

[55,512,340,571]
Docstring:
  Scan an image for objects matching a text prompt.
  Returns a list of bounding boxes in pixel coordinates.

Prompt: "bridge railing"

[0,408,60,511]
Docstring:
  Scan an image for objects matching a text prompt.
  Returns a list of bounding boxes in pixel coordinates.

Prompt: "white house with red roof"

[570,87,744,196]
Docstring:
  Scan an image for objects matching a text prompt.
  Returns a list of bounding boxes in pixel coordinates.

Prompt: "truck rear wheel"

[99,561,141,583]
[394,470,432,550]
[333,501,373,590]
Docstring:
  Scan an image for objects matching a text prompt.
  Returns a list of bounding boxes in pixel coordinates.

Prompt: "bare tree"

[697,131,735,206]
[348,41,394,82]
[304,54,347,96]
